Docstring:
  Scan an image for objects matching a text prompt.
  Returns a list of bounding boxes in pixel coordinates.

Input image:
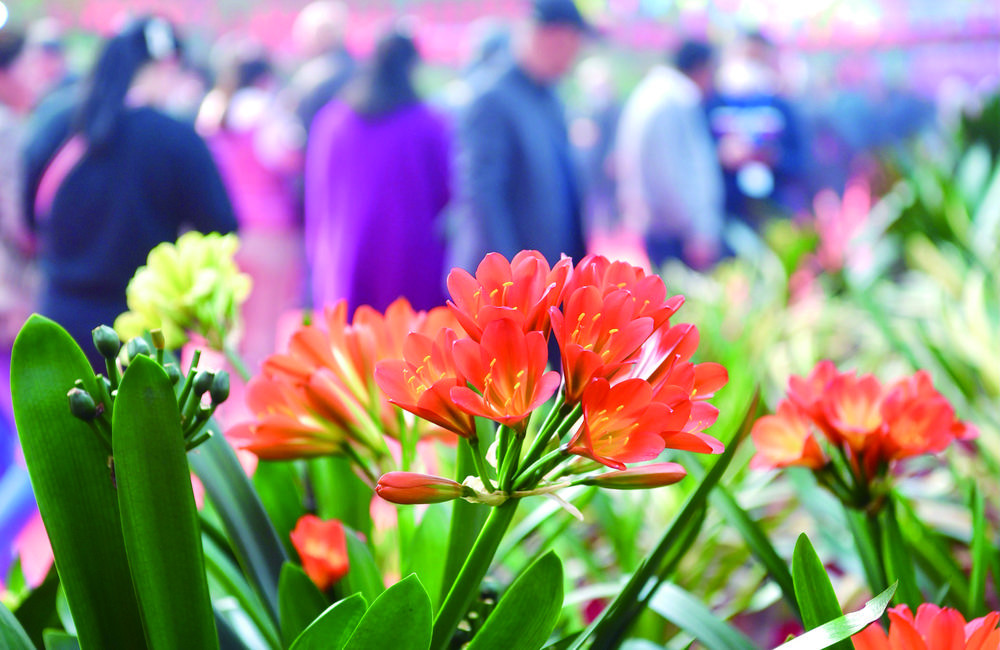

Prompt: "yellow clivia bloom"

[115,232,252,350]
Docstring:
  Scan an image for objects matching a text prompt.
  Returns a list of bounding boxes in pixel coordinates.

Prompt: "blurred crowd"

[0,0,992,393]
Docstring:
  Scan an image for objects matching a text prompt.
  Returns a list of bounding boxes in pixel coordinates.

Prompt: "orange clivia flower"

[451,318,561,429]
[750,401,827,470]
[230,374,348,459]
[374,328,476,438]
[550,286,656,403]
[852,604,999,650]
[235,298,460,461]
[289,515,350,591]
[750,361,977,500]
[446,250,572,341]
[567,378,684,470]
[565,254,684,330]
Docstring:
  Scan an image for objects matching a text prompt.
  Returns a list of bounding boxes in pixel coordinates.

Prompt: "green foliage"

[10,315,146,649]
[776,582,897,650]
[290,594,367,650]
[0,601,34,650]
[468,552,564,650]
[343,575,432,649]
[278,563,329,648]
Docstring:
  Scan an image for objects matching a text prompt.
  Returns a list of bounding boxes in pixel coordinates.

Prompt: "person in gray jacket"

[448,0,591,271]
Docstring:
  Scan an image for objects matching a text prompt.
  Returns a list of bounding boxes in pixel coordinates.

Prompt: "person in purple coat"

[305,25,451,314]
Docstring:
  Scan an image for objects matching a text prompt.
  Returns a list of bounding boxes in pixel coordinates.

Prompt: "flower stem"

[431,499,519,650]
[223,344,252,383]
[518,397,567,482]
[468,437,496,493]
[513,446,568,491]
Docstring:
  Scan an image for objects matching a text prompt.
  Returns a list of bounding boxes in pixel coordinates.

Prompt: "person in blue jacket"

[448,0,592,271]
[23,16,237,368]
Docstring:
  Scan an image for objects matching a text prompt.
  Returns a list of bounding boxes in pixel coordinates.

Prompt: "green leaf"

[253,461,305,557]
[308,457,372,540]
[202,533,281,649]
[340,527,385,604]
[575,386,760,650]
[706,478,800,620]
[13,567,60,649]
[647,582,758,650]
[468,551,564,650]
[10,315,146,649]
[405,504,450,610]
[279,563,329,648]
[0,601,34,650]
[879,502,921,610]
[189,419,289,626]
[792,533,849,650]
[894,495,970,611]
[113,355,218,649]
[43,629,81,650]
[344,574,432,650]
[969,486,989,616]
[774,582,897,650]
[290,593,367,650]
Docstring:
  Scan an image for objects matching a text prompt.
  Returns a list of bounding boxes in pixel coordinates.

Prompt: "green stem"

[498,429,524,492]
[176,350,201,409]
[846,506,888,596]
[431,500,519,650]
[468,436,496,493]
[223,344,252,383]
[513,446,570,491]
[518,398,569,481]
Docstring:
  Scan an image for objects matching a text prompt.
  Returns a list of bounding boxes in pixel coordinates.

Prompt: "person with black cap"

[616,38,724,270]
[448,0,593,272]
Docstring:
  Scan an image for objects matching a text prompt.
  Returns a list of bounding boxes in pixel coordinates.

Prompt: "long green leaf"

[705,477,800,620]
[576,386,760,650]
[647,582,758,650]
[308,457,372,540]
[113,355,217,649]
[253,461,305,557]
[290,593,367,650]
[340,526,385,603]
[792,534,849,650]
[969,486,989,616]
[0,601,33,650]
[13,567,60,648]
[42,630,81,650]
[189,419,289,625]
[10,315,146,649]
[405,504,450,610]
[893,496,970,611]
[774,582,897,650]
[879,502,920,610]
[278,563,329,648]
[344,574,432,650]
[203,533,281,649]
[469,551,564,650]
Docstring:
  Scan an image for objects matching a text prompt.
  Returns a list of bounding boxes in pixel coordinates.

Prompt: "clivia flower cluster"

[235,250,728,503]
[750,360,977,508]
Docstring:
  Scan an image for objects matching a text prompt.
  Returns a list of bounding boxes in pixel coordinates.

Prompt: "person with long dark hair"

[22,16,237,367]
[305,24,451,313]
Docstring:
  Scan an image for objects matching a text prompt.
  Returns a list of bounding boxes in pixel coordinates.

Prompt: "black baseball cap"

[531,0,596,34]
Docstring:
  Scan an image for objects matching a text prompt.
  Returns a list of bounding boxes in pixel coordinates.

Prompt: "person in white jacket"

[616,40,724,270]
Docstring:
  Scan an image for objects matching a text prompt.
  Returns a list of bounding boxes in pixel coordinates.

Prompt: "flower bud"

[149,329,166,350]
[209,371,230,405]
[375,472,472,504]
[164,364,182,385]
[92,325,121,360]
[67,387,98,421]
[126,337,151,361]
[581,462,687,490]
[193,370,215,397]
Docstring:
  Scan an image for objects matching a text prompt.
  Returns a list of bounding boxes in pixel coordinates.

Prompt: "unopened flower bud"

[581,462,687,490]
[149,329,166,350]
[126,337,151,361]
[92,326,122,360]
[193,370,215,397]
[209,371,230,405]
[67,387,98,421]
[164,364,182,385]
[375,472,472,504]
